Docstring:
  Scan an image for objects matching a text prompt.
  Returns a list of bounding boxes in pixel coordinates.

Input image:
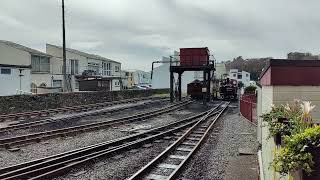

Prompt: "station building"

[256,59,320,180]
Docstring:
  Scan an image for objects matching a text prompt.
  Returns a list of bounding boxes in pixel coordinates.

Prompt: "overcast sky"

[1,0,320,71]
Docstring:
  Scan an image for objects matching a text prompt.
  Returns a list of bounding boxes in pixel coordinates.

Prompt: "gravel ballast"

[0,102,205,168]
[177,103,258,180]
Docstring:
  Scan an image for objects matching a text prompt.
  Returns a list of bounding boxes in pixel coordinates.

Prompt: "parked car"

[132,85,152,90]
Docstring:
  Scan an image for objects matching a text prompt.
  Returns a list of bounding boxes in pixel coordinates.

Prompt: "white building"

[228,69,251,87]
[0,40,49,96]
[46,44,121,91]
[120,70,131,89]
[152,55,211,93]
[124,69,151,87]
[214,62,227,80]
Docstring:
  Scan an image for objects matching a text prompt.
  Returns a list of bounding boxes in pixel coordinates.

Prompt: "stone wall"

[0,89,169,114]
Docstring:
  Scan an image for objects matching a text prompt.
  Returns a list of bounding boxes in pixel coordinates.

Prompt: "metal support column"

[178,72,182,101]
[170,70,174,102]
[207,70,211,102]
[203,71,207,104]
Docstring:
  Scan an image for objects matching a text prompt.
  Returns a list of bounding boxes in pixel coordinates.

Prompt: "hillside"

[225,56,270,81]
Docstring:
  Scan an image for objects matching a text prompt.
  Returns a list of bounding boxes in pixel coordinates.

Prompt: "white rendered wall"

[0,68,31,96]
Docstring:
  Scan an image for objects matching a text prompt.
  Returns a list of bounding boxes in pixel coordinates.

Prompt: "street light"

[18,69,24,94]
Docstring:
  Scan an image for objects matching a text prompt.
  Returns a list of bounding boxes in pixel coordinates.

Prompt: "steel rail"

[0,103,223,180]
[0,96,167,122]
[128,102,230,180]
[0,98,169,133]
[0,100,191,148]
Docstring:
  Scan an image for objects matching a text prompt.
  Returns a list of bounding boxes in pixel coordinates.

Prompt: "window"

[125,72,129,76]
[102,62,111,76]
[237,74,242,79]
[233,74,236,77]
[52,80,62,87]
[32,55,50,72]
[1,68,11,74]
[70,59,79,75]
[88,62,99,75]
[115,66,120,72]
[102,62,107,76]
[246,74,249,77]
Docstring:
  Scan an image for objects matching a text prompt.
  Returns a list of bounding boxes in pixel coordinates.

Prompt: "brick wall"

[0,89,169,114]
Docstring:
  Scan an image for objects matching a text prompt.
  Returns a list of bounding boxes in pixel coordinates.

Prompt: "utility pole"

[62,0,68,92]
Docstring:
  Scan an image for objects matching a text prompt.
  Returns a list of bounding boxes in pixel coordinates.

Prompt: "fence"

[240,93,257,124]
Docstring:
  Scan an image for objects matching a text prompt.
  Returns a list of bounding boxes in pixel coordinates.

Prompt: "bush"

[272,126,320,175]
[244,85,256,93]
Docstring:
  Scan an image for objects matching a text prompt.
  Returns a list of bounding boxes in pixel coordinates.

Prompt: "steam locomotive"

[219,78,238,100]
[187,78,238,100]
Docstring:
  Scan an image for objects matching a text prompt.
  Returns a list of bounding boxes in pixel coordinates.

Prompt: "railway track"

[0,96,166,122]
[0,98,169,133]
[0,100,191,148]
[128,101,230,180]
[0,102,225,180]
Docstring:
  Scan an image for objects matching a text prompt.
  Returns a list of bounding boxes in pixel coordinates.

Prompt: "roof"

[47,44,120,64]
[259,59,320,79]
[0,40,50,57]
[0,64,31,69]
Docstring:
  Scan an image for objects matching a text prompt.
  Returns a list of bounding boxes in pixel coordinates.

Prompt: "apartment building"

[228,69,251,87]
[125,69,151,87]
[46,44,121,91]
[121,70,134,89]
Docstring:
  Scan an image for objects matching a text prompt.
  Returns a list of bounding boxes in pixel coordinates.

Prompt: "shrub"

[244,85,256,93]
[272,126,320,175]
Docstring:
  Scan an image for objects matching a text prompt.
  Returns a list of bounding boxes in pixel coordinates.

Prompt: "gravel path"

[177,102,258,180]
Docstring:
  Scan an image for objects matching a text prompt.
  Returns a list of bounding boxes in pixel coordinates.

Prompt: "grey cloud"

[1,0,320,70]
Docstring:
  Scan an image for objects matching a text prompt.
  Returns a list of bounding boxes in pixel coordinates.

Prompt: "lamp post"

[18,69,24,94]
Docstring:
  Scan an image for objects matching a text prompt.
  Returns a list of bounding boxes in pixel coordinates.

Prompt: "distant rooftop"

[0,40,50,57]
[47,44,120,64]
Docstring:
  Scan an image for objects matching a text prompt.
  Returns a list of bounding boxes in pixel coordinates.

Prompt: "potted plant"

[272,125,320,180]
[261,100,313,146]
[261,103,292,146]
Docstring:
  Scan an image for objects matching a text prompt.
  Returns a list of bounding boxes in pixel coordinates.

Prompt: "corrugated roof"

[0,40,51,57]
[47,44,120,64]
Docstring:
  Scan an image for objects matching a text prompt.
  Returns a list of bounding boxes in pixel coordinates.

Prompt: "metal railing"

[240,93,257,124]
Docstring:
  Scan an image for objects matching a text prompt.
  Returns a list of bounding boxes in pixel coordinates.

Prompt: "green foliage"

[272,126,320,174]
[225,56,270,81]
[261,102,308,139]
[244,85,257,93]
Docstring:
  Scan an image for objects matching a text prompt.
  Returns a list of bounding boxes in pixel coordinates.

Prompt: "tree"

[225,57,270,81]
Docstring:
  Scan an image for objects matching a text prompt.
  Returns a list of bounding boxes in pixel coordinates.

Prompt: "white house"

[0,40,51,96]
[46,44,122,91]
[228,69,251,87]
[152,56,210,93]
[124,69,151,87]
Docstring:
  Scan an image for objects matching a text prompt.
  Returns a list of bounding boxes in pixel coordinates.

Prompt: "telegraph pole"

[62,0,68,92]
